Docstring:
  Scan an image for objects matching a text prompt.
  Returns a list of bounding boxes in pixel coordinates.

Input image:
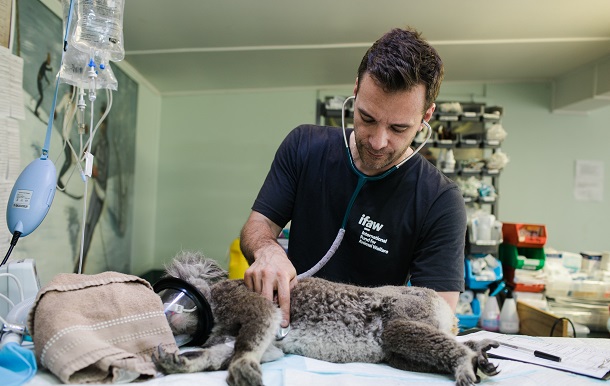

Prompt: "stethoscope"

[297,95,432,279]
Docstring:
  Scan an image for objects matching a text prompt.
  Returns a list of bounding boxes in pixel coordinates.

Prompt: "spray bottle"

[480,294,500,332]
[499,289,520,334]
[480,281,505,332]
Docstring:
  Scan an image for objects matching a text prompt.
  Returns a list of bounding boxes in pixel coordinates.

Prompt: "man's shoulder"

[408,154,463,205]
[285,124,344,151]
[290,124,342,139]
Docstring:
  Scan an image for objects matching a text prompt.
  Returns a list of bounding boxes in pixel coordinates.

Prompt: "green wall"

[480,83,610,252]
[153,90,317,268]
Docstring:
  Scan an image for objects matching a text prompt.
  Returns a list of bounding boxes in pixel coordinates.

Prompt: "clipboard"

[457,330,610,380]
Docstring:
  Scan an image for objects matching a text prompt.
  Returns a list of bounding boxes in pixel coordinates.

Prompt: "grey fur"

[153,251,499,386]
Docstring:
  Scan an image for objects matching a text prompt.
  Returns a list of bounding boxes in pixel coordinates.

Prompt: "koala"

[153,251,499,386]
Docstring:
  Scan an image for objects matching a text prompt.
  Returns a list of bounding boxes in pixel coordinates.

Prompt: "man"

[240,27,466,329]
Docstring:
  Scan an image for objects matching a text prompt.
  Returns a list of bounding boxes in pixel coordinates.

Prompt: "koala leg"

[381,319,497,386]
[153,343,233,373]
[226,318,279,386]
[224,289,282,386]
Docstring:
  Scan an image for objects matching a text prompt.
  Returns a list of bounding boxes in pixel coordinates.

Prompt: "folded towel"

[27,271,178,384]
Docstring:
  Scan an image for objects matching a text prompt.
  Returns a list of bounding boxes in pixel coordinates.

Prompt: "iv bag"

[96,56,118,91]
[57,45,117,90]
[69,0,126,62]
[57,43,87,88]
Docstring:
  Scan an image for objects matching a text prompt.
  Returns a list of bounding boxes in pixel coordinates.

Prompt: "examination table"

[25,336,610,386]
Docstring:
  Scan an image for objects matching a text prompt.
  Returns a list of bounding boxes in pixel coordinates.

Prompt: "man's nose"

[368,126,389,150]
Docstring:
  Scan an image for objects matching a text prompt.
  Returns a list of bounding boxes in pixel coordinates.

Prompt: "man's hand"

[240,211,297,328]
[243,250,297,328]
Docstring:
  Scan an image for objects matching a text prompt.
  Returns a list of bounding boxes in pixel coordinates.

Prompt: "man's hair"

[356,27,444,112]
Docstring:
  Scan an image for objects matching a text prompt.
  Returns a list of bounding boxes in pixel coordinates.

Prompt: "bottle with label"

[480,295,500,332]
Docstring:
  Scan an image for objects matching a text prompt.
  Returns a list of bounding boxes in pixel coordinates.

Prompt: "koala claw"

[475,339,500,376]
[152,345,190,374]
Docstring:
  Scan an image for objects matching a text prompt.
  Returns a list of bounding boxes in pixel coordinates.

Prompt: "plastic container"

[570,280,609,300]
[444,149,456,172]
[499,243,545,270]
[502,223,547,247]
[228,238,249,279]
[499,296,520,334]
[480,295,500,332]
[464,257,503,290]
[545,278,572,298]
[457,298,481,331]
[580,251,603,277]
[466,220,502,255]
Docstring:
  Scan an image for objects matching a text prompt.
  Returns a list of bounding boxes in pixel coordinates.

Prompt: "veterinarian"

[240,27,466,329]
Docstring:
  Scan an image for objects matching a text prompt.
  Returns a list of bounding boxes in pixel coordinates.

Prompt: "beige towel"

[27,271,178,384]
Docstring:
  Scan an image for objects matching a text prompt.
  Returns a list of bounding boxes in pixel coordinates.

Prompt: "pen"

[501,342,562,362]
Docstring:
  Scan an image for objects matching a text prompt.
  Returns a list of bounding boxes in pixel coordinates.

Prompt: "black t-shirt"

[252,124,465,291]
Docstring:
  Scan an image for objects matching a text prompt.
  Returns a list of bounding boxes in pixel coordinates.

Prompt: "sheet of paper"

[457,330,610,379]
[574,159,604,202]
[9,53,24,119]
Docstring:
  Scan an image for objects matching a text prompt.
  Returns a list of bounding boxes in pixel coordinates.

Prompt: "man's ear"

[421,103,436,130]
[353,77,359,97]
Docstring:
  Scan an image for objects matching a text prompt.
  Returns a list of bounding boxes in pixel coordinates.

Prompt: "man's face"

[351,74,434,175]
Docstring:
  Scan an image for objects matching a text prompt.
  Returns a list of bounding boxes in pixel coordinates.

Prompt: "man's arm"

[437,291,459,312]
[240,211,296,327]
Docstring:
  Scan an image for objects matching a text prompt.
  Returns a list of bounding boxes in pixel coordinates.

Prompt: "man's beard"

[355,140,411,172]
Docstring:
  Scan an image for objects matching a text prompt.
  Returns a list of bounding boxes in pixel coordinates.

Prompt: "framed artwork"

[14,0,137,280]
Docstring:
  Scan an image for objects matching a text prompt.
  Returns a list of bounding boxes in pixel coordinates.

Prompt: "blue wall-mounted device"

[6,158,57,237]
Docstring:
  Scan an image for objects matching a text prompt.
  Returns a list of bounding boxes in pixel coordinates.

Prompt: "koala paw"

[454,358,478,386]
[227,356,263,386]
[152,345,197,374]
[454,339,500,386]
[467,339,500,376]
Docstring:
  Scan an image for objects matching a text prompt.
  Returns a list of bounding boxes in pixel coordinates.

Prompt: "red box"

[502,223,547,247]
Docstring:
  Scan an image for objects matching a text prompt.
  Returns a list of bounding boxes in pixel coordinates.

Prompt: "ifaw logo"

[358,214,384,232]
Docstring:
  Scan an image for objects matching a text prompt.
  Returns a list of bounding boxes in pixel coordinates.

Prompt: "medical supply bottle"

[499,290,519,334]
[480,294,500,332]
[445,149,456,172]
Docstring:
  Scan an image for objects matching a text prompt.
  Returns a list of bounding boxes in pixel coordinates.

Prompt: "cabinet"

[425,101,505,218]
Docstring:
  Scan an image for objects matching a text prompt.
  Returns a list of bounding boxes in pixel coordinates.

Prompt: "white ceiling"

[119,0,610,95]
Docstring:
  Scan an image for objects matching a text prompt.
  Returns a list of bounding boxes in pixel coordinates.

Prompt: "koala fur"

[153,251,499,386]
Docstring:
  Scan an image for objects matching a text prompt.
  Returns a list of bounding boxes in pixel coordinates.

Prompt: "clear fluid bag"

[64,0,125,62]
[57,45,117,91]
